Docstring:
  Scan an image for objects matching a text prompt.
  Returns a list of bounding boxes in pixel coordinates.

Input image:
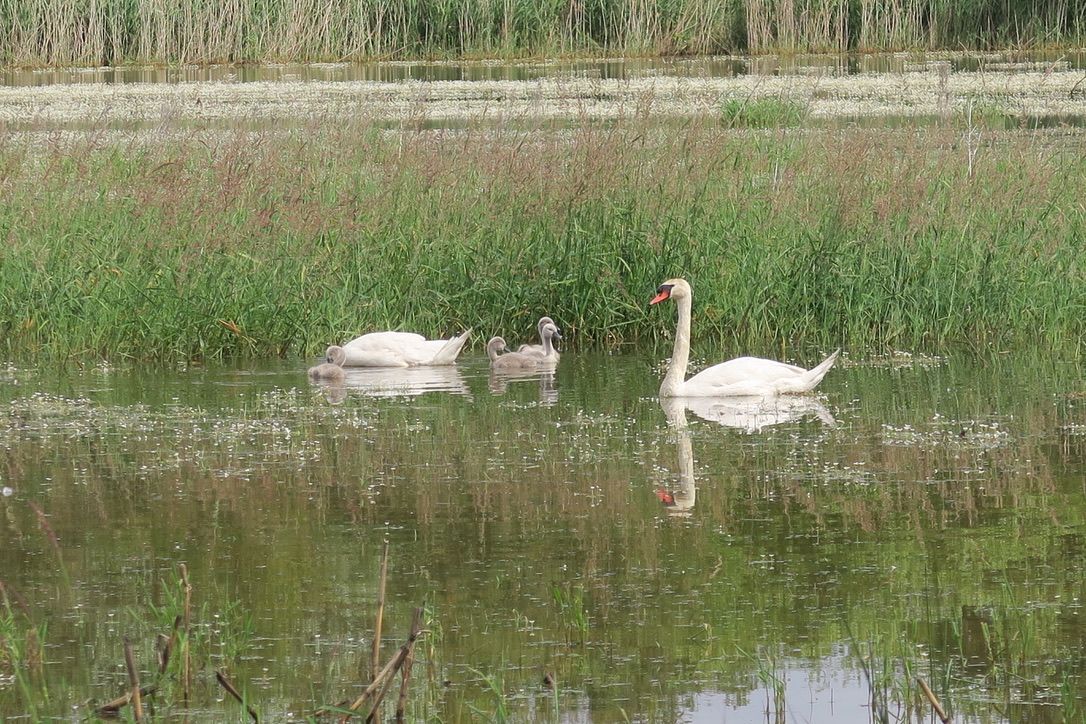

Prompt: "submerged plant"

[0,589,47,719]
[550,583,589,645]
[737,645,786,720]
[468,664,510,723]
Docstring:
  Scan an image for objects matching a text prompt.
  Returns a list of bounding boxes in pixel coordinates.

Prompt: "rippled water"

[1,350,1085,722]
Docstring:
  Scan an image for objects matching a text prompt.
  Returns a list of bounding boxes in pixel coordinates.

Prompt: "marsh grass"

[549,582,589,645]
[468,664,510,723]
[737,645,787,718]
[0,113,1083,361]
[0,591,47,719]
[720,96,808,127]
[0,0,1084,66]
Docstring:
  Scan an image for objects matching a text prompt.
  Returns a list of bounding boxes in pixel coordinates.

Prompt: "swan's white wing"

[343,331,427,349]
[341,332,431,367]
[340,331,470,367]
[682,356,807,396]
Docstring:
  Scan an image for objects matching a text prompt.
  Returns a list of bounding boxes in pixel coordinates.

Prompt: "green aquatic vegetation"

[550,582,590,645]
[737,645,787,719]
[0,117,1084,361]
[0,592,47,720]
[720,96,808,127]
[468,664,510,723]
[1061,671,1081,721]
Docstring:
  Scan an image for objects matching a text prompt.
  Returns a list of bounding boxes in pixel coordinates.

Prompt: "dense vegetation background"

[1,0,1084,66]
[2,119,1083,361]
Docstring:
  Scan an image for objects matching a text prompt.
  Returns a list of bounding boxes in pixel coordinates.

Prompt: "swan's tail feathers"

[431,328,472,365]
[801,348,841,392]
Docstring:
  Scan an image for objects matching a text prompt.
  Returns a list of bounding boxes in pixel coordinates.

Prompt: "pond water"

[4,50,1085,87]
[3,50,1086,129]
[2,349,1085,722]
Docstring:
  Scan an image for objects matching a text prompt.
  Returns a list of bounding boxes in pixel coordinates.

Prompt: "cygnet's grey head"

[325,345,346,366]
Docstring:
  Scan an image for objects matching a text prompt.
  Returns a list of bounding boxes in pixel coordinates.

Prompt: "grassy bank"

[0,114,1083,362]
[1,0,1084,66]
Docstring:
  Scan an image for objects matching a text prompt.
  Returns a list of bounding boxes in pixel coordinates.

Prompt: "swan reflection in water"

[657,397,697,516]
[680,394,836,433]
[488,369,558,406]
[312,365,471,403]
[656,394,837,515]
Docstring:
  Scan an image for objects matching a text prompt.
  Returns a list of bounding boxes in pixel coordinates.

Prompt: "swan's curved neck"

[661,294,691,397]
[542,332,555,358]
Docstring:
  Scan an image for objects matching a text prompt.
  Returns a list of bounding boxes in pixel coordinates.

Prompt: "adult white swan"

[650,278,839,397]
[339,328,471,368]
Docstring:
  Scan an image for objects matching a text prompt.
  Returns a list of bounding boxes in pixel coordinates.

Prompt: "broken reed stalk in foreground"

[1,116,1084,360]
[87,544,425,720]
[917,677,951,723]
[330,545,424,721]
[122,637,144,722]
[95,564,187,719]
[395,620,419,722]
[338,607,425,722]
[180,563,192,703]
[371,541,389,683]
[216,670,260,723]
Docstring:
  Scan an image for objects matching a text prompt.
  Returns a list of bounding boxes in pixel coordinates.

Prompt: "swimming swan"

[340,328,472,368]
[650,278,839,397]
[518,316,561,361]
[489,323,561,371]
[535,322,561,367]
[308,345,347,382]
[488,336,537,371]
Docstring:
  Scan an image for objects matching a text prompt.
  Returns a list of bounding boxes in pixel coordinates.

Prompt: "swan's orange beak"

[650,286,672,305]
[656,489,675,505]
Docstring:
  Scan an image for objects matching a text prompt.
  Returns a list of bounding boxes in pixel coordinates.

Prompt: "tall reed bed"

[0,0,1084,66]
[0,114,1083,361]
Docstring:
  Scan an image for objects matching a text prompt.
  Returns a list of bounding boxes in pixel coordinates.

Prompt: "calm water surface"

[4,51,1085,86]
[1,351,1085,722]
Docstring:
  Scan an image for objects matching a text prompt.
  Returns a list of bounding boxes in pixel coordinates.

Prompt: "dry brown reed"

[0,0,1084,66]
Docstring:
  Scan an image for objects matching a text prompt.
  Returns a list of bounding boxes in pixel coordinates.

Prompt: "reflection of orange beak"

[656,488,675,505]
[650,290,670,305]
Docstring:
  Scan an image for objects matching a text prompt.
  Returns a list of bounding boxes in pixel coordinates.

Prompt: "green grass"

[0,590,47,719]
[720,96,809,128]
[0,115,1083,362]
[0,0,1084,66]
